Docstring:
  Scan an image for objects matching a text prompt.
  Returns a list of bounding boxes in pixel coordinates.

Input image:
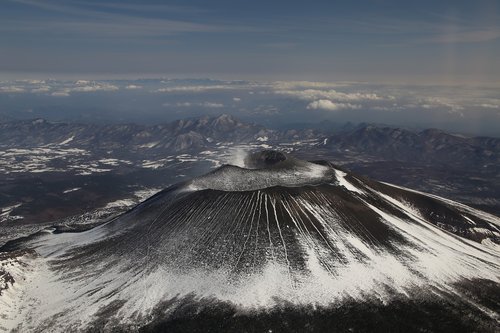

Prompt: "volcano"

[1,151,499,332]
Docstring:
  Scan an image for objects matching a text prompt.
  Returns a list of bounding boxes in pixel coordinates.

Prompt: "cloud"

[307,100,361,111]
[125,84,143,90]
[176,102,192,107]
[0,86,25,93]
[418,97,464,113]
[51,91,70,97]
[47,82,119,96]
[202,102,224,108]
[31,86,51,93]
[3,0,222,39]
[480,103,500,109]
[275,88,387,102]
[23,79,45,84]
[372,105,402,111]
[70,83,118,92]
[156,85,243,93]
[0,80,116,96]
[164,101,224,108]
[272,81,349,90]
[0,80,122,96]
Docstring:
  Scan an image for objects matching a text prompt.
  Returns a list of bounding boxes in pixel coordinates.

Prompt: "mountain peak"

[210,113,240,127]
[186,150,331,191]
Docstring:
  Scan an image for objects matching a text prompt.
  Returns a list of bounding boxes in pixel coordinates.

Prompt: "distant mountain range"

[327,125,499,169]
[1,114,498,168]
[0,114,318,154]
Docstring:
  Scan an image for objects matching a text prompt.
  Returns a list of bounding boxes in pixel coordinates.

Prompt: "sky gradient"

[1,0,500,84]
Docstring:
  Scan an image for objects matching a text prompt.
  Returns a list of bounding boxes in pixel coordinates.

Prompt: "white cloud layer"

[480,103,499,109]
[418,97,465,114]
[274,88,388,102]
[202,102,224,108]
[307,100,361,111]
[0,79,498,135]
[0,79,123,96]
[125,84,143,90]
[157,85,243,93]
[45,82,119,96]
[70,83,119,92]
[163,101,225,108]
[31,86,52,93]
[0,86,25,93]
[272,81,350,90]
[51,91,70,97]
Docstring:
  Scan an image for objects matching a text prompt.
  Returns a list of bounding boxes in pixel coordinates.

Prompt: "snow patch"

[58,136,74,145]
[63,188,81,194]
[335,170,364,194]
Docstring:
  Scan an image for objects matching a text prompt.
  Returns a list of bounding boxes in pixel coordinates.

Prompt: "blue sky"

[1,0,499,84]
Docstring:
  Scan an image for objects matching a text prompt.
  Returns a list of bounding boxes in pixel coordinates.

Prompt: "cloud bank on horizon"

[0,78,498,136]
[1,0,499,84]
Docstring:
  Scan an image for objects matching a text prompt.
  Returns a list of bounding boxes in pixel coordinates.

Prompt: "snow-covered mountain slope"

[1,151,499,332]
